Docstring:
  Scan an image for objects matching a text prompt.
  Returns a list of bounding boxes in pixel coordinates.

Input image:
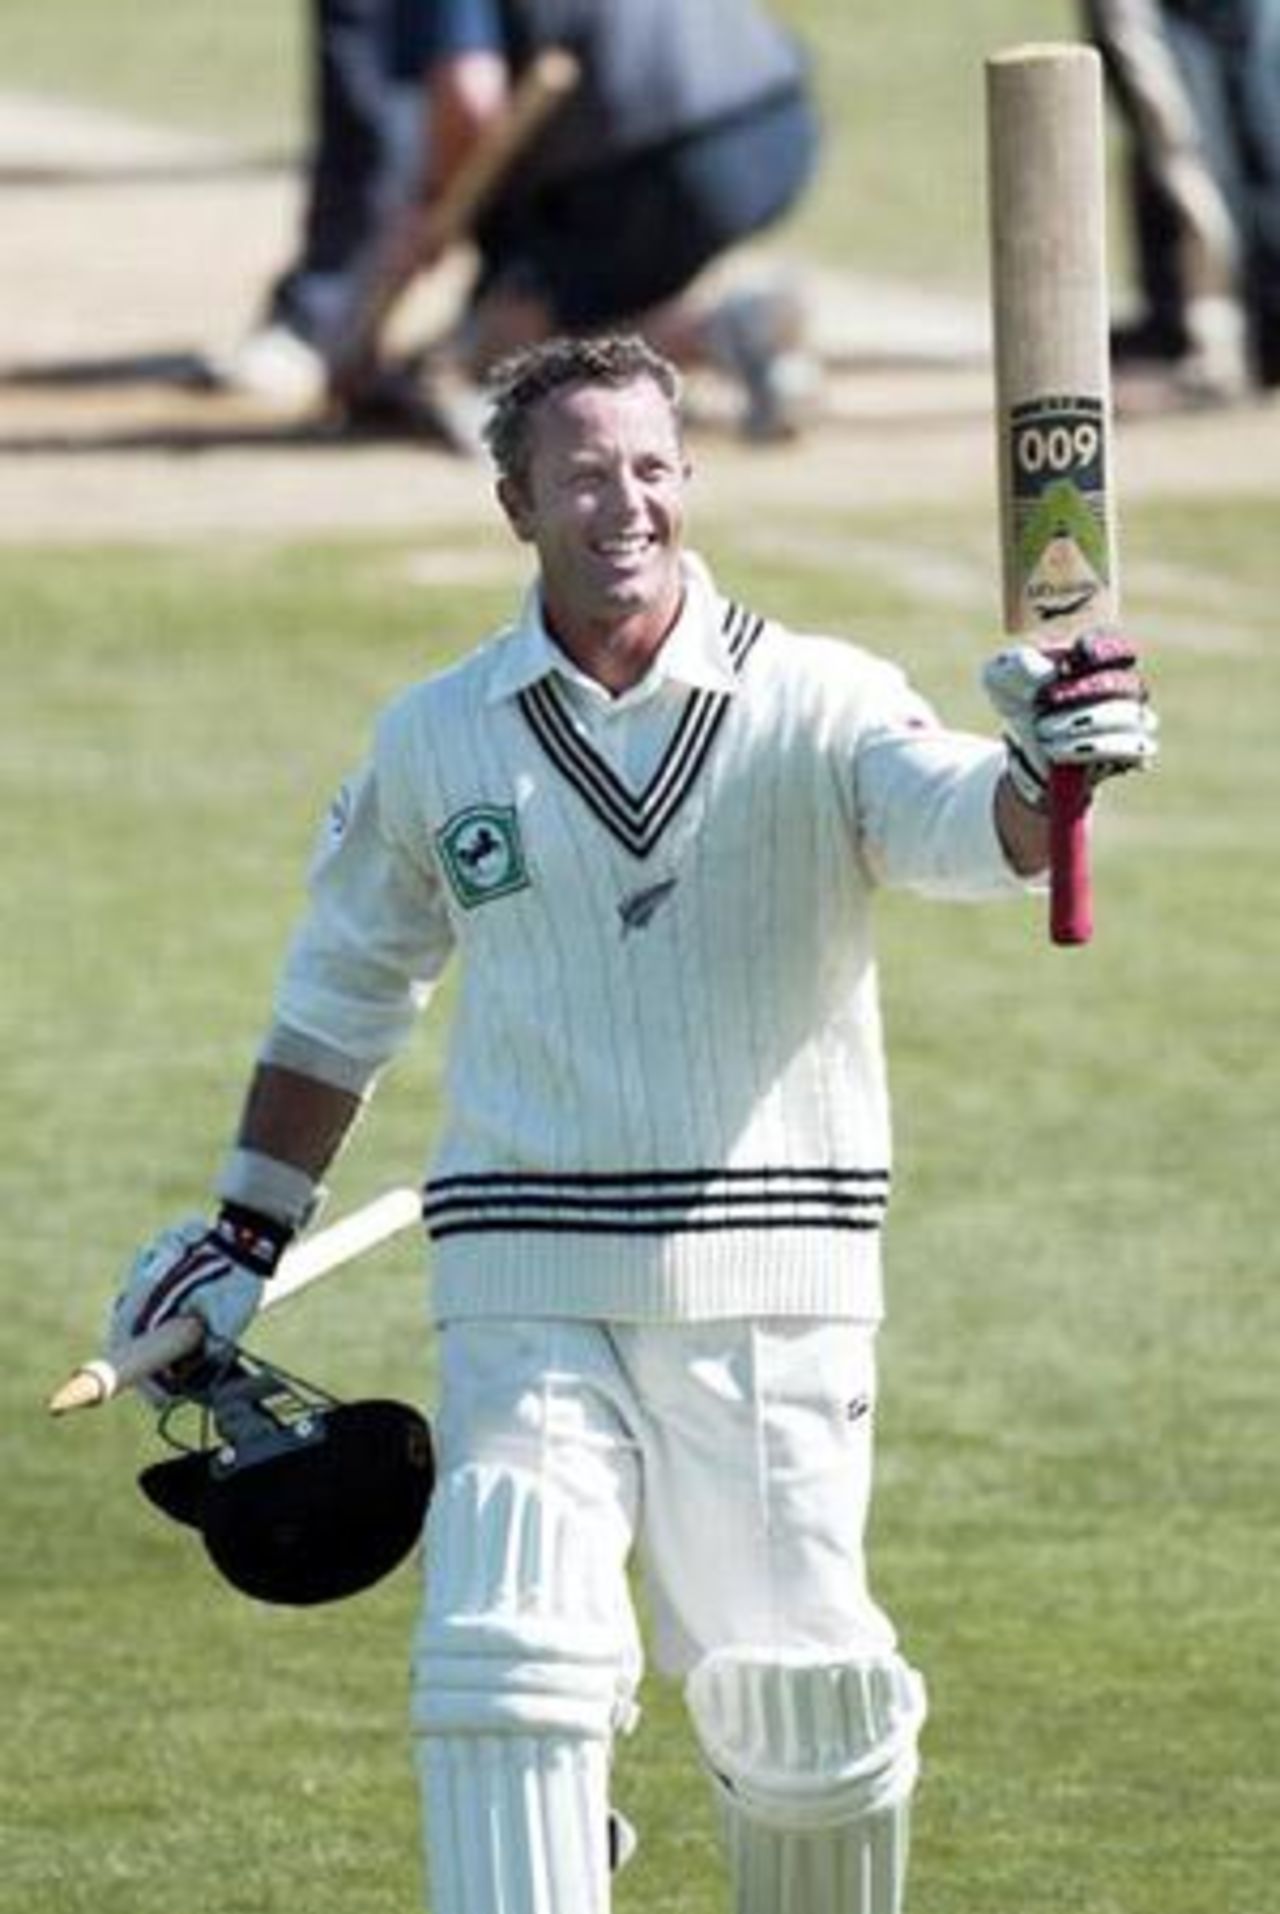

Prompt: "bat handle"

[46,1187,422,1417]
[48,1315,205,1415]
[1048,764,1093,946]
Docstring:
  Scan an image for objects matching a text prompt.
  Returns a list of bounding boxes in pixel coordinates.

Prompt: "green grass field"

[4,501,1276,1914]
[3,3,1277,1910]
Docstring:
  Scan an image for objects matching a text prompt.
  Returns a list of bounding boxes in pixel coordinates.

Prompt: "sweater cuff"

[215,1147,323,1230]
[258,1020,383,1098]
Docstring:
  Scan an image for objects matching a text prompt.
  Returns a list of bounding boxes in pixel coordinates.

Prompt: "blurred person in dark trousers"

[1084,0,1280,406]
[227,0,822,440]
[220,0,424,406]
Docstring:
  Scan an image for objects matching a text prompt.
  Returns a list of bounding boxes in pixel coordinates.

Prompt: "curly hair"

[481,334,684,489]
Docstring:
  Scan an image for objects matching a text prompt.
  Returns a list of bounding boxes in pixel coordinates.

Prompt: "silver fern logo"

[618,877,678,936]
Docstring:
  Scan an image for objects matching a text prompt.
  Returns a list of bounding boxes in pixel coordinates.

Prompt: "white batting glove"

[107,1207,291,1401]
[982,632,1159,810]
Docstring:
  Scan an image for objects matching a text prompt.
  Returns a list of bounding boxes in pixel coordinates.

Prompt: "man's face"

[499,376,689,651]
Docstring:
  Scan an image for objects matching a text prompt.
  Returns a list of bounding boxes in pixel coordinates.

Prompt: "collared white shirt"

[484,553,740,789]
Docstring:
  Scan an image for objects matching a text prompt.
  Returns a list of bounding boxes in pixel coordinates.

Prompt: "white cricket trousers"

[410,1317,907,1914]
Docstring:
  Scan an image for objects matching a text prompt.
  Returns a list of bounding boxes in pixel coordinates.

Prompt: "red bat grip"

[1048,764,1093,946]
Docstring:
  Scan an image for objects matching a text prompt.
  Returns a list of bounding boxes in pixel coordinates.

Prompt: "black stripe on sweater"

[517,600,765,858]
[423,1164,890,1240]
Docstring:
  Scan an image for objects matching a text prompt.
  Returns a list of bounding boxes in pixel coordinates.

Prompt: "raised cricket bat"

[47,1185,422,1415]
[987,42,1118,946]
[328,46,581,384]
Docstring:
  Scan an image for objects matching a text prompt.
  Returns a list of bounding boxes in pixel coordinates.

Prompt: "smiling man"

[492,354,690,687]
[109,335,1157,1914]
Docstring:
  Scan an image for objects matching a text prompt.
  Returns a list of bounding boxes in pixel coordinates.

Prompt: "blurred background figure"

[220,0,424,406]
[1083,0,1280,408]
[222,0,823,441]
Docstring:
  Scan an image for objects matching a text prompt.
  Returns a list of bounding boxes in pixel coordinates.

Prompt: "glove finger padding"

[1040,629,1139,679]
[1034,697,1158,770]
[108,1214,276,1403]
[983,630,1158,803]
[1038,633,1158,779]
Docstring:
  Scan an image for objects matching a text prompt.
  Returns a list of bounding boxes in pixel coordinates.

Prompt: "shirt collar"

[483,550,740,705]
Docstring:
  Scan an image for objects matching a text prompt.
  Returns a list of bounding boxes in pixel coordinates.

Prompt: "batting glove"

[107,1205,292,1401]
[982,631,1159,810]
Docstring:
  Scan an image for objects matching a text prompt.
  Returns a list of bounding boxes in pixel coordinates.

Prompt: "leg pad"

[686,1646,927,1914]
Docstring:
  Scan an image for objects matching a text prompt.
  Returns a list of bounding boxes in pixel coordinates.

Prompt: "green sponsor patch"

[436,804,530,909]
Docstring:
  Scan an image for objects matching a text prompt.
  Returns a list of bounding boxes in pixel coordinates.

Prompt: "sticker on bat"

[1008,395,1111,626]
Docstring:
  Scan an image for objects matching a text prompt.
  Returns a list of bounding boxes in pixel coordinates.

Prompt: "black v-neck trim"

[518,600,764,859]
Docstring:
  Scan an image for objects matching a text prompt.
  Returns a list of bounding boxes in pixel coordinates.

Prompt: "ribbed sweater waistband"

[427,1223,885,1326]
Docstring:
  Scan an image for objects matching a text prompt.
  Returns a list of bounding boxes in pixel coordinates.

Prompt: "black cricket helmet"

[139,1352,433,1605]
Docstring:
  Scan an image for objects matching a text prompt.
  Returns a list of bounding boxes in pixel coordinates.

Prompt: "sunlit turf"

[3,501,1274,1912]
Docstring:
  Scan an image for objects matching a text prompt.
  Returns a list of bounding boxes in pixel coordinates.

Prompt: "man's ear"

[497,476,534,542]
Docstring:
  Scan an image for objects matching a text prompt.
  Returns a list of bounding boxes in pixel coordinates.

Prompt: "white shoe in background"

[211,323,329,407]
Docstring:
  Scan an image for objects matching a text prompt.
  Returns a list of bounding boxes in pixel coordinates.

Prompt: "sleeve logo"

[435,804,530,909]
[325,781,354,847]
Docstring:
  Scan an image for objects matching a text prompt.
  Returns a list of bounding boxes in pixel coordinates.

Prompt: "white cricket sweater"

[268,554,1028,1325]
